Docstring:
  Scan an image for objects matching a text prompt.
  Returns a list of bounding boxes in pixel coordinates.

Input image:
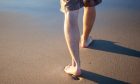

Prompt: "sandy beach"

[0,0,140,84]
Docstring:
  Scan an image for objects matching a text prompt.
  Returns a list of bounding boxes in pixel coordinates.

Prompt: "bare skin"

[64,7,96,76]
[81,7,96,48]
[64,10,81,76]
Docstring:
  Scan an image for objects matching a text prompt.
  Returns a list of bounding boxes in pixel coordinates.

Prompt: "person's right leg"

[81,7,96,48]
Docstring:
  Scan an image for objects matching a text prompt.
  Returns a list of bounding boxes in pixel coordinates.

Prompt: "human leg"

[81,7,96,48]
[60,0,83,76]
[81,0,102,48]
[64,10,81,75]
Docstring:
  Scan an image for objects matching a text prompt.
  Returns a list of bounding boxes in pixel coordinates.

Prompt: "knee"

[65,10,79,18]
[64,10,79,26]
[84,6,96,12]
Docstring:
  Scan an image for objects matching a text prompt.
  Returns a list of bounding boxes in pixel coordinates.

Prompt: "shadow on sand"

[80,70,129,84]
[88,40,140,58]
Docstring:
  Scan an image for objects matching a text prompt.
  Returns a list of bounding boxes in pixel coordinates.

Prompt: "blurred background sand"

[0,0,140,84]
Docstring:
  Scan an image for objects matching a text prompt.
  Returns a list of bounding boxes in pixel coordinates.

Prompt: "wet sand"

[0,0,140,84]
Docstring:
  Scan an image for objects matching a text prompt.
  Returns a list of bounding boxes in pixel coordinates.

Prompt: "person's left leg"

[63,10,81,76]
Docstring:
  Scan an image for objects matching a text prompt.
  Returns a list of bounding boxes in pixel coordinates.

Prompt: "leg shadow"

[88,40,140,58]
[81,70,129,84]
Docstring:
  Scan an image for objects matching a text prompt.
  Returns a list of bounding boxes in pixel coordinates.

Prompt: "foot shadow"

[88,40,140,58]
[80,70,129,84]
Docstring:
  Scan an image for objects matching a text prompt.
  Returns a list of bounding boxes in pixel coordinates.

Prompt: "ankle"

[81,35,88,42]
[81,35,84,40]
[75,63,80,68]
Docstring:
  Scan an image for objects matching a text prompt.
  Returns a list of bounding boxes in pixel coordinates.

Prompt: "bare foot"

[64,64,81,76]
[80,36,93,48]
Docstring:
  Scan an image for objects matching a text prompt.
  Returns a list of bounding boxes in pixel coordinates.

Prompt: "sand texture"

[0,0,140,84]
